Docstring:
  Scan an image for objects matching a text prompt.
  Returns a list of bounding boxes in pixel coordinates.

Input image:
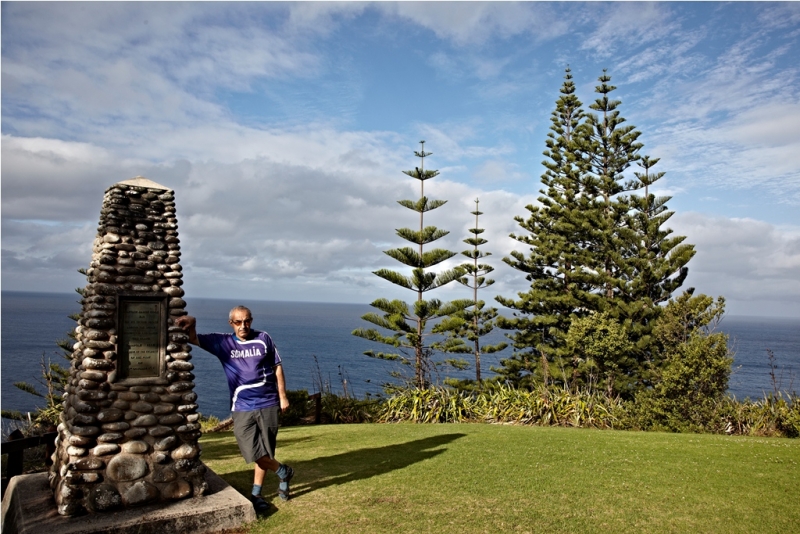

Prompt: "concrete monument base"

[1,467,255,534]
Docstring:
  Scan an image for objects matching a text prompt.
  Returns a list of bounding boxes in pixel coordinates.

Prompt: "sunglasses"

[230,319,252,326]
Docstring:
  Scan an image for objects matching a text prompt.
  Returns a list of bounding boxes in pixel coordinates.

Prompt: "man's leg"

[254,455,280,485]
[254,455,293,500]
[233,410,278,513]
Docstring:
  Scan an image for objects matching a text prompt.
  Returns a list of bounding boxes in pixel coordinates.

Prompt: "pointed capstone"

[116,176,171,191]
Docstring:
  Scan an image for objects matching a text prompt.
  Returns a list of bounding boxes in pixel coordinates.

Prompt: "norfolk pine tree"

[496,68,595,388]
[624,156,696,386]
[575,70,646,394]
[499,69,695,396]
[352,142,470,389]
[443,198,507,388]
[581,72,695,393]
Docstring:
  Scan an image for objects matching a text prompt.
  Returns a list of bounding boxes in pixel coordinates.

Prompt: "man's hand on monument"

[174,315,196,330]
[174,315,199,345]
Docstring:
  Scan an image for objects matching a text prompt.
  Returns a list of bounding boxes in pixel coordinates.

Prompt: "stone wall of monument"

[50,178,207,516]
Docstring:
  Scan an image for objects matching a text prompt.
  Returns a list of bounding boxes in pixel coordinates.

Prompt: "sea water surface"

[2,291,798,424]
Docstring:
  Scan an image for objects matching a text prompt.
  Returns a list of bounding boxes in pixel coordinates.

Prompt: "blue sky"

[2,2,799,317]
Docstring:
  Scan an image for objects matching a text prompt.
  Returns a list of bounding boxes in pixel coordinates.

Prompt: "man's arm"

[174,315,199,346]
[275,364,289,412]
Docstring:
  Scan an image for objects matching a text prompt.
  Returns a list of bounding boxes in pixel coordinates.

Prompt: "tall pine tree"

[443,198,507,387]
[352,142,469,388]
[498,70,695,396]
[496,68,593,388]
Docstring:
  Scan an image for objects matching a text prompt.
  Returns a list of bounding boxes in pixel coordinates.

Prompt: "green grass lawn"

[201,424,800,533]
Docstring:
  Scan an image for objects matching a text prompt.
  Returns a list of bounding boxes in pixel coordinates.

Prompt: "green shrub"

[379,385,624,428]
[199,414,222,432]
[718,394,800,438]
[321,393,381,424]
[381,386,473,423]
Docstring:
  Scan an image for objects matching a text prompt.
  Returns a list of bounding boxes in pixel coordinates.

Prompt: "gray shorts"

[232,406,279,463]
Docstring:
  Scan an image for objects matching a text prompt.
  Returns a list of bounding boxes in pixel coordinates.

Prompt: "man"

[175,306,294,513]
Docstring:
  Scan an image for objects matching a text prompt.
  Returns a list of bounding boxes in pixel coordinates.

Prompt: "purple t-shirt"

[197,330,282,412]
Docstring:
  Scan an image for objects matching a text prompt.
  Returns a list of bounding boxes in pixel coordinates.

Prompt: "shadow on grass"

[218,432,467,501]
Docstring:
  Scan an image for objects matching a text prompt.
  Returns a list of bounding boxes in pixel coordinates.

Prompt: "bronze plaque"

[119,298,165,379]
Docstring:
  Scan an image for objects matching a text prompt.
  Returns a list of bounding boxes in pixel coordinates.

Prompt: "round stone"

[122,440,149,454]
[168,382,193,393]
[162,480,191,500]
[73,414,97,425]
[124,428,147,439]
[97,408,124,423]
[71,425,100,437]
[83,357,114,370]
[83,330,108,341]
[106,454,147,482]
[154,436,178,451]
[164,286,184,297]
[101,421,130,432]
[142,393,161,403]
[131,414,157,427]
[153,404,174,415]
[72,457,104,470]
[67,446,87,456]
[149,425,173,437]
[158,414,183,425]
[168,359,193,371]
[80,370,106,381]
[171,444,199,460]
[77,389,106,400]
[122,481,160,506]
[78,379,101,390]
[92,443,120,456]
[152,467,178,483]
[72,401,97,413]
[131,401,154,413]
[68,435,93,447]
[96,433,124,443]
[173,459,194,472]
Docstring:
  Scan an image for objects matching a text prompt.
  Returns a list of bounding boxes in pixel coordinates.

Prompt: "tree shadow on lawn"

[218,432,467,501]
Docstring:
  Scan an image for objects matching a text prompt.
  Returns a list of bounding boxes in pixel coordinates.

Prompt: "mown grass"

[201,423,800,533]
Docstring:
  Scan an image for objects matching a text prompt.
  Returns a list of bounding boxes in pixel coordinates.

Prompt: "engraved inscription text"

[120,300,162,378]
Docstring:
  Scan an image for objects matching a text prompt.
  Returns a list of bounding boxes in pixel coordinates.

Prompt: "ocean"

[2,291,798,425]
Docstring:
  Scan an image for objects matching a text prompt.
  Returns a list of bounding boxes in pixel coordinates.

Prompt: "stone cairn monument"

[50,177,206,516]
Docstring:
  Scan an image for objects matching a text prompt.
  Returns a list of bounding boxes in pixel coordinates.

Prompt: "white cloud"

[382,2,567,47]
[471,160,531,185]
[1,133,534,304]
[671,213,800,316]
[580,3,679,58]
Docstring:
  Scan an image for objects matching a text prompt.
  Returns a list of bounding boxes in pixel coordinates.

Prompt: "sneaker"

[278,465,294,501]
[250,494,270,514]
